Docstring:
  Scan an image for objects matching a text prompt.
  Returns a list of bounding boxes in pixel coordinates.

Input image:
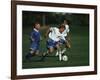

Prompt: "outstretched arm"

[67,32,70,41]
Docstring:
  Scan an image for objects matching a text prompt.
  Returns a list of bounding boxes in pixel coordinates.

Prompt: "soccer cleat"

[25,53,33,60]
[40,52,47,61]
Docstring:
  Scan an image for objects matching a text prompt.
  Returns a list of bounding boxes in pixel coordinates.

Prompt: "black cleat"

[25,53,33,60]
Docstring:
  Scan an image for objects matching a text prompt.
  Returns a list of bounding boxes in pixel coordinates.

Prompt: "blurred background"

[22,11,89,27]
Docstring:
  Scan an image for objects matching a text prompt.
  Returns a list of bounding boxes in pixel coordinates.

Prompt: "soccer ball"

[62,55,68,61]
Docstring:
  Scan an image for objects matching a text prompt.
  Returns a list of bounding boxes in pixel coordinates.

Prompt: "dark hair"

[59,24,65,29]
[33,22,40,28]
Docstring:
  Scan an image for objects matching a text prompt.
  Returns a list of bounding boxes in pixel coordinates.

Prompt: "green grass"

[22,25,89,69]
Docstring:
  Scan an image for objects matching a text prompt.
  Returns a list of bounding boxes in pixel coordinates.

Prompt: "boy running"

[41,24,66,61]
[26,22,41,60]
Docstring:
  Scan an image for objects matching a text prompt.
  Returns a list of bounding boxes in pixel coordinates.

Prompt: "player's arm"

[66,25,70,41]
[30,36,34,42]
[58,34,66,41]
[30,32,34,42]
[67,32,70,41]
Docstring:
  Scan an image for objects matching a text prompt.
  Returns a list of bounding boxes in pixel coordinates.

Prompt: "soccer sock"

[55,51,59,56]
[57,47,62,61]
[58,51,62,61]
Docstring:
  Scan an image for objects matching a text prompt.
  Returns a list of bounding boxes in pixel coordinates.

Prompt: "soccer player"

[55,20,71,56]
[26,22,41,60]
[41,24,66,61]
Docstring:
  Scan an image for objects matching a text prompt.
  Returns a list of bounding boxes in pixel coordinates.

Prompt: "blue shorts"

[47,39,59,48]
[30,42,39,51]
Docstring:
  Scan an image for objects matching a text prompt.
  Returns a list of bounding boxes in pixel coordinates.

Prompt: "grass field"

[22,25,89,69]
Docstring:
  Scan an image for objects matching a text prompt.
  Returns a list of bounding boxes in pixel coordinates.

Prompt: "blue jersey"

[26,29,40,59]
[30,28,40,44]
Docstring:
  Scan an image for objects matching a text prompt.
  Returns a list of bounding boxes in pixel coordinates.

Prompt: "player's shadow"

[23,56,46,63]
[23,55,57,63]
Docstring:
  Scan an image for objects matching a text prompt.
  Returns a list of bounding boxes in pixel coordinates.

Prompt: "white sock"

[55,51,59,56]
[59,51,62,61]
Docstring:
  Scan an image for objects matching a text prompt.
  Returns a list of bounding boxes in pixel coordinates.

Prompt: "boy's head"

[59,24,65,33]
[34,22,40,30]
[63,19,69,25]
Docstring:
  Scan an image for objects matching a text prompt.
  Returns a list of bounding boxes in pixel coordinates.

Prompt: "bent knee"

[49,48,54,53]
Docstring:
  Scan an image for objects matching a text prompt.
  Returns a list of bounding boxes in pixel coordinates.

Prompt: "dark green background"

[22,11,89,69]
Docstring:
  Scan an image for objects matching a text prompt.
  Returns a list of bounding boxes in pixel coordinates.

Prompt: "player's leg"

[55,50,59,56]
[49,47,54,53]
[55,44,61,56]
[35,43,40,55]
[41,46,54,61]
[25,42,37,60]
[55,43,62,61]
[55,39,65,56]
[58,39,71,55]
[46,39,55,54]
[25,49,35,60]
[41,39,54,61]
[35,50,39,55]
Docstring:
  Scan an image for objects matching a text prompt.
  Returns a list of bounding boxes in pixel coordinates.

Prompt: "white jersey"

[62,24,70,37]
[49,27,65,41]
